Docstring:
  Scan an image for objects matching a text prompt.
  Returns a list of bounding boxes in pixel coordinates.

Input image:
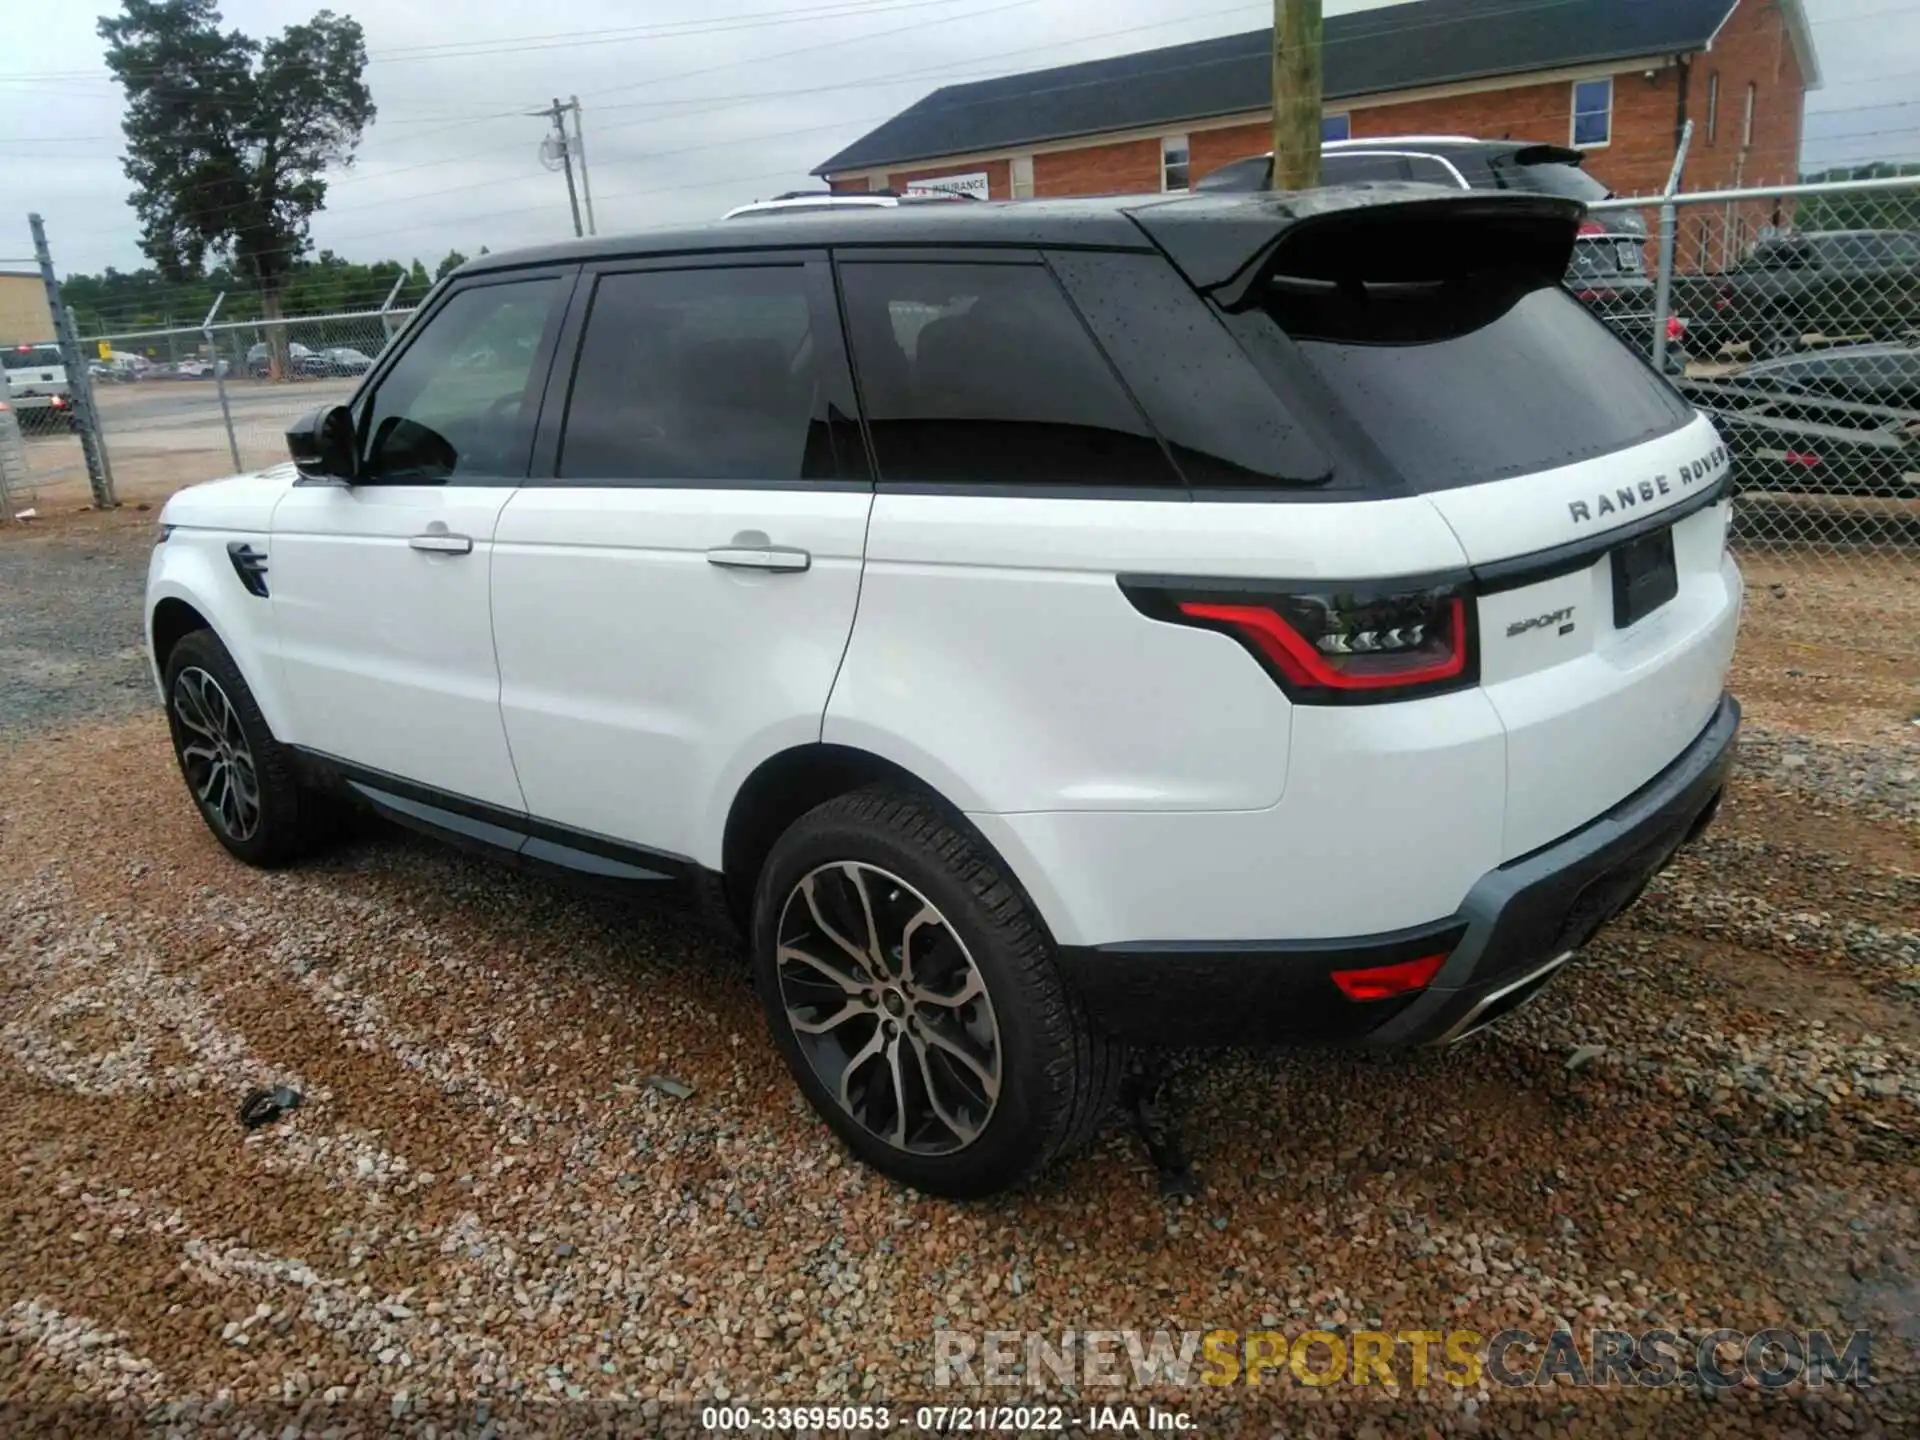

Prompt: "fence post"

[28,213,116,508]
[203,292,243,474]
[378,271,407,340]
[1650,121,1695,377]
[0,402,24,522]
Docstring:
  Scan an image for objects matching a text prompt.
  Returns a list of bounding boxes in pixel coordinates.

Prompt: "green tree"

[98,0,375,378]
[435,249,470,281]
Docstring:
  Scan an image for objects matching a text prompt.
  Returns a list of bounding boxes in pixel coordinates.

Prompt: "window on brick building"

[1706,72,1720,145]
[1743,83,1757,148]
[1011,155,1035,199]
[1162,135,1190,192]
[1571,77,1612,147]
[1321,114,1351,142]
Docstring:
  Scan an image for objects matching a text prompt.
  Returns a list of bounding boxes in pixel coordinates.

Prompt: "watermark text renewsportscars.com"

[934,1327,1870,1391]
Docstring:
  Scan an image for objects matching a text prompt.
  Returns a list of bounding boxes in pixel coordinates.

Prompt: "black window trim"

[527,247,873,491]
[347,264,581,489]
[828,245,1191,500]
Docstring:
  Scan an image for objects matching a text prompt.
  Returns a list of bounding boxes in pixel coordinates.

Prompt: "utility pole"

[27,214,115,508]
[569,96,598,237]
[533,98,584,239]
[1270,0,1324,190]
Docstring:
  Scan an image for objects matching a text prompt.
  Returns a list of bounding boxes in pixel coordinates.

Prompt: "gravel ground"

[0,507,158,734]
[1,514,1916,1438]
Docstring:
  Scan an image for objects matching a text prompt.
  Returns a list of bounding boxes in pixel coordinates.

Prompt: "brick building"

[814,0,1819,205]
[0,272,55,348]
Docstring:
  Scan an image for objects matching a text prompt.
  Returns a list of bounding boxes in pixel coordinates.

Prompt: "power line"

[0,0,1002,86]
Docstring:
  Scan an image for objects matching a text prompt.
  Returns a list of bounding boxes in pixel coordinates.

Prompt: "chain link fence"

[0,395,85,518]
[1588,175,1920,559]
[29,176,1920,567]
[60,303,415,504]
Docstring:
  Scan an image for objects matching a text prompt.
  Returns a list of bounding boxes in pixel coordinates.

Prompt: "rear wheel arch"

[720,744,1006,939]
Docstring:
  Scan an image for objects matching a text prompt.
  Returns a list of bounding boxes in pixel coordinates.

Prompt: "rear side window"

[1194,155,1270,192]
[1403,156,1464,188]
[560,265,844,482]
[1249,271,1693,491]
[1321,153,1412,185]
[837,260,1181,490]
[1487,153,1612,204]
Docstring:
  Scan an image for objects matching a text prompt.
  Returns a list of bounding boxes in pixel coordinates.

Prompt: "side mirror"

[286,404,356,481]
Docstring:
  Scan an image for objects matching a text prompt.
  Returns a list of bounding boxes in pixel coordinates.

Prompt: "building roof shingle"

[815,0,1756,175]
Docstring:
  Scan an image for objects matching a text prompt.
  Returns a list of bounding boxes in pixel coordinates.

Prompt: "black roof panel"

[813,0,1739,175]
[456,185,1578,295]
[457,196,1158,275]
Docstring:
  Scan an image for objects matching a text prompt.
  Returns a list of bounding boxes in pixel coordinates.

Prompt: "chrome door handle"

[706,544,811,573]
[409,532,473,555]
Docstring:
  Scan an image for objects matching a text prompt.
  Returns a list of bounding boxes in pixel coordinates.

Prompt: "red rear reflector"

[1783,451,1821,467]
[1578,221,1605,236]
[1667,315,1689,341]
[1331,953,1447,1001]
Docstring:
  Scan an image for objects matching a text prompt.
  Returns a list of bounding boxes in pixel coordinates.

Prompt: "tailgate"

[1425,414,1741,858]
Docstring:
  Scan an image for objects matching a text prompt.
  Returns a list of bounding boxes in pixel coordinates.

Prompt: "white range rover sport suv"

[147,187,1742,1197]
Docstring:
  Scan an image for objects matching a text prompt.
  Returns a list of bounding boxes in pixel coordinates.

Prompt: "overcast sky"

[3,0,1914,279]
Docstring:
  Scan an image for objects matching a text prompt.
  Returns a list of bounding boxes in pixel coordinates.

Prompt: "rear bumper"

[1058,692,1739,1048]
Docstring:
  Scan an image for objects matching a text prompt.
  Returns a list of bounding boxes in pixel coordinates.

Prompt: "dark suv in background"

[1198,137,1662,355]
[1669,230,1920,360]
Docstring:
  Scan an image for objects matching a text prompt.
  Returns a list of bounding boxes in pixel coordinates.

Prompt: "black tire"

[163,628,334,868]
[751,787,1121,1199]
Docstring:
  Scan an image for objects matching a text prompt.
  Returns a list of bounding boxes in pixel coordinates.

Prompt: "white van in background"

[2,343,76,430]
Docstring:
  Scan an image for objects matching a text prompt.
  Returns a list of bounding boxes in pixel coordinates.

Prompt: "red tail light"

[1578,221,1606,236]
[1331,952,1447,1001]
[1783,451,1821,467]
[1125,579,1477,705]
[1667,315,1689,341]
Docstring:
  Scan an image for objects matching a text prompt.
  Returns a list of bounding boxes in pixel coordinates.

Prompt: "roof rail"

[1323,135,1483,148]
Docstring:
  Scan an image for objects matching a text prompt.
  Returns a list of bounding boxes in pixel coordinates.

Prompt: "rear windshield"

[1486,155,1613,204]
[3,346,63,371]
[1253,271,1692,491]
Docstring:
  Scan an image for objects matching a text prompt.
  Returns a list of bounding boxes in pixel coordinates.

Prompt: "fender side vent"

[227,542,269,598]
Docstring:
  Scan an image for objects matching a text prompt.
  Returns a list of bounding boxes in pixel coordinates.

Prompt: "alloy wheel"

[775,861,1001,1155]
[172,666,262,842]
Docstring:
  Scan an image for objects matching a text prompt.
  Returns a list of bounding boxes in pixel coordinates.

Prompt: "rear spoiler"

[1122,188,1585,304]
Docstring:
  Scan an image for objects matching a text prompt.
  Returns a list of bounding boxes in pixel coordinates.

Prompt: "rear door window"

[836,259,1182,491]
[1246,271,1693,490]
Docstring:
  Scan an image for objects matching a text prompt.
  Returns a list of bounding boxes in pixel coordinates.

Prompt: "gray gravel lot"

[1,514,1916,1438]
[0,511,157,733]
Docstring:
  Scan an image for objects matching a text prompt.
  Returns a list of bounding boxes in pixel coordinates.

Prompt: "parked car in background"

[4,342,76,429]
[247,341,316,378]
[1676,343,1920,497]
[723,187,977,220]
[147,187,1739,1196]
[172,358,230,380]
[1670,230,1920,360]
[300,346,376,378]
[1197,137,1641,225]
[1714,342,1920,410]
